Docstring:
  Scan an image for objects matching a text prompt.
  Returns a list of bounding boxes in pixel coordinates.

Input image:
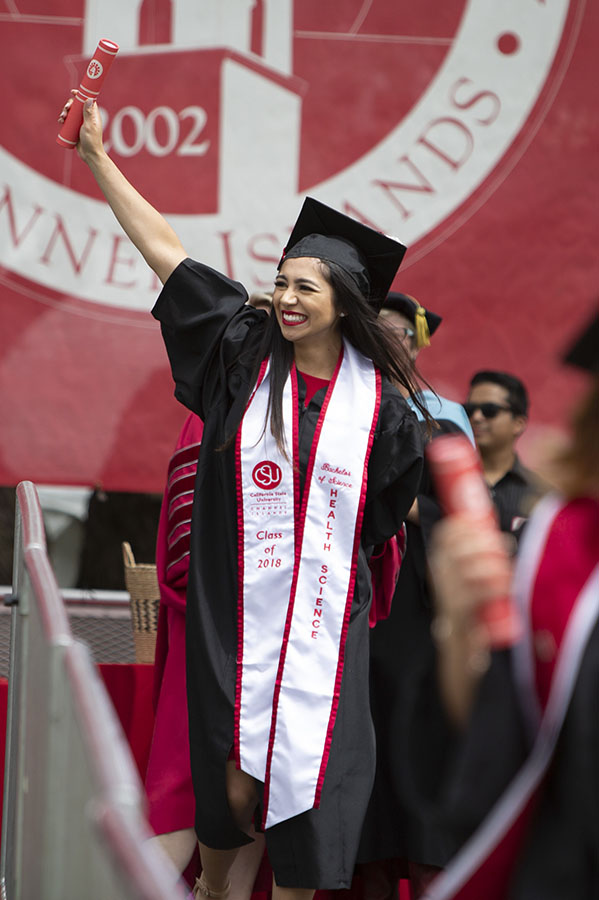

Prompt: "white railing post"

[0,482,187,899]
[1,485,38,899]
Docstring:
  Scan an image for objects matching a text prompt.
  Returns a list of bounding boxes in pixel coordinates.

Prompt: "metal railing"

[0,482,187,900]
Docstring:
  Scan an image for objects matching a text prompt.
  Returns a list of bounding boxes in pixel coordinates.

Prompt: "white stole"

[234,339,380,827]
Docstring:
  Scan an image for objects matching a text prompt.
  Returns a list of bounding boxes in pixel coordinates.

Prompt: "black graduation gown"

[152,259,424,889]
[358,401,472,869]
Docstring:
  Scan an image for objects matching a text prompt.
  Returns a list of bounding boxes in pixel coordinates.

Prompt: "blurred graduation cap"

[563,308,599,374]
[383,291,442,348]
[281,197,406,309]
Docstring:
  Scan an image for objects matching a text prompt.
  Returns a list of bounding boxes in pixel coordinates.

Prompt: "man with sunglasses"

[464,371,546,541]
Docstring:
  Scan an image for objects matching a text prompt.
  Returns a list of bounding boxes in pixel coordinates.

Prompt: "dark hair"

[326,261,430,407]
[223,259,433,457]
[469,370,529,417]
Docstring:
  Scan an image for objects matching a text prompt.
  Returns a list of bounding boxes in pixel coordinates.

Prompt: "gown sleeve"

[361,381,424,547]
[151,258,268,420]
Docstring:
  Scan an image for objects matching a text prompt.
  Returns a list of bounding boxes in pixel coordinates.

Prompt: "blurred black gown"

[408,495,599,899]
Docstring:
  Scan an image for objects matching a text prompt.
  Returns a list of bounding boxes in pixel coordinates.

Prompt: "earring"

[339,312,347,318]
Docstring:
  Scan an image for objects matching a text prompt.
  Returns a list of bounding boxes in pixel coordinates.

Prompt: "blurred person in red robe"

[413,309,599,899]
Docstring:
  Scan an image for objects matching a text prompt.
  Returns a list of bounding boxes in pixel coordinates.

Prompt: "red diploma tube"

[427,434,522,648]
[57,39,119,148]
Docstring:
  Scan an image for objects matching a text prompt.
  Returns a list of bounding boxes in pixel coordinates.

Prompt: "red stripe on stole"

[530,498,599,710]
[314,367,381,807]
[262,353,343,824]
[233,359,269,768]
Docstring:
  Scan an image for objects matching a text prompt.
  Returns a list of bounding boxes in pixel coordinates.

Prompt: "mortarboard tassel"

[414,303,431,348]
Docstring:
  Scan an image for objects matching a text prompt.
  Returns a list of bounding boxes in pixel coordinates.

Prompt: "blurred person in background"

[464,371,546,545]
[414,309,599,899]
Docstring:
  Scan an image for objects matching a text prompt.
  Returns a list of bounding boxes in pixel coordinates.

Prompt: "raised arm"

[58,95,187,284]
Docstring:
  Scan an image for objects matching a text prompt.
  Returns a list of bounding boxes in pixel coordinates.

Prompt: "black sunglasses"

[463,402,513,419]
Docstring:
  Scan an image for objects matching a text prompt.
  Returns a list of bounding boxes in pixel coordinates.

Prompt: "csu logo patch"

[0,0,582,315]
[252,461,283,491]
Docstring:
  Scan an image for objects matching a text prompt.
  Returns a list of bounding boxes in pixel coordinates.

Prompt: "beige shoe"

[193,873,231,899]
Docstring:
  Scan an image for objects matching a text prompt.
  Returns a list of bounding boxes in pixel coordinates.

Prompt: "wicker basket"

[122,541,160,664]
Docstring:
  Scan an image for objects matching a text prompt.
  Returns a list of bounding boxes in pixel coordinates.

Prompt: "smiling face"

[273,257,342,352]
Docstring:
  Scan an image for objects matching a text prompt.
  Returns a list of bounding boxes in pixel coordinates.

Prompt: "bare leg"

[271,881,315,900]
[197,845,241,895]
[228,826,265,900]
[224,761,261,832]
[196,762,261,897]
[147,827,198,873]
[148,825,265,899]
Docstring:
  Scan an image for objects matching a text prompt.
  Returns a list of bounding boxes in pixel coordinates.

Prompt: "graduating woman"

[59,96,425,900]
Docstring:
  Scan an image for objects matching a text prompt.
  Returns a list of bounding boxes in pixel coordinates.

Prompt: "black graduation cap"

[281,197,406,308]
[563,308,599,374]
[383,292,442,348]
